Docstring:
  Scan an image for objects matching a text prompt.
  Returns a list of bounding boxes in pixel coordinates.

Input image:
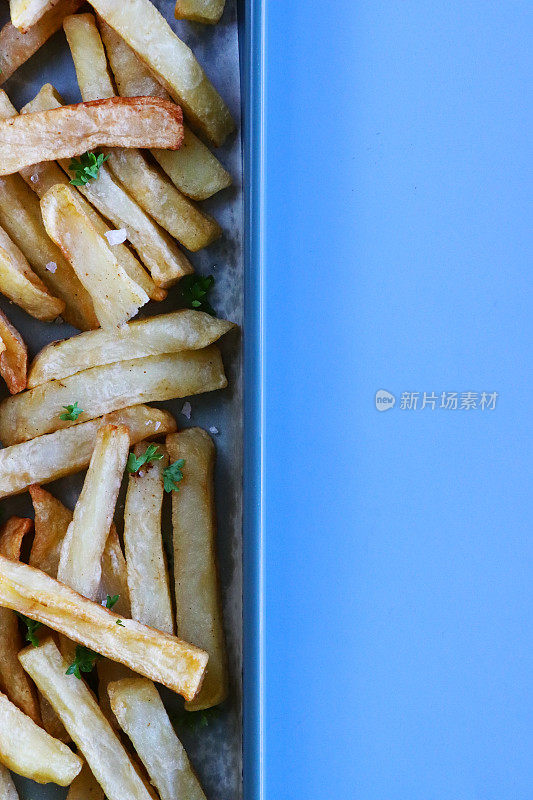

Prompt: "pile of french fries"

[0,0,236,795]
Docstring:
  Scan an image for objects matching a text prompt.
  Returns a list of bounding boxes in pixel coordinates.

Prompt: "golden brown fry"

[29,484,73,576]
[124,443,174,634]
[40,184,149,329]
[0,97,184,176]
[99,19,231,200]
[0,346,226,445]
[175,0,225,25]
[66,759,104,800]
[9,0,57,32]
[0,173,98,330]
[0,310,26,394]
[58,424,130,600]
[0,405,177,499]
[0,0,83,83]
[19,639,154,800]
[0,517,41,725]
[0,762,19,800]
[108,678,208,800]
[0,557,208,699]
[63,14,221,251]
[0,690,81,785]
[168,428,228,710]
[28,310,234,387]
[88,0,234,145]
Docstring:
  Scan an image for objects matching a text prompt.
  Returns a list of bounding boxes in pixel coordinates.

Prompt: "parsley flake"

[66,645,100,679]
[126,444,164,475]
[163,459,185,492]
[68,151,109,186]
[116,619,125,627]
[60,401,83,421]
[17,613,42,647]
[106,594,120,609]
[180,275,216,315]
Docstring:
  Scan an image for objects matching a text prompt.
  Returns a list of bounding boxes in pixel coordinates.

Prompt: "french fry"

[124,443,174,634]
[0,517,41,725]
[0,346,226,445]
[25,84,193,288]
[108,678,207,800]
[41,184,149,329]
[66,760,104,800]
[19,638,154,800]
[0,0,83,84]
[0,763,19,800]
[28,310,235,387]
[99,19,231,200]
[0,405,177,498]
[168,428,228,710]
[29,484,73,576]
[175,0,225,25]
[0,690,81,785]
[0,557,209,698]
[0,310,27,394]
[63,15,221,250]
[58,424,130,600]
[0,97,184,176]
[0,223,65,321]
[0,173,98,330]
[100,526,131,616]
[9,0,57,32]
[88,0,234,146]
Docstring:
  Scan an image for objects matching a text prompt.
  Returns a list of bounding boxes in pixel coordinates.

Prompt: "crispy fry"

[88,0,234,145]
[100,526,131,616]
[0,557,209,698]
[29,484,73,576]
[64,13,221,251]
[0,690,81,785]
[9,0,57,32]
[0,517,41,725]
[124,443,174,634]
[58,425,130,600]
[99,19,231,200]
[25,84,193,288]
[0,405,177,499]
[28,310,234,387]
[0,223,65,321]
[41,184,149,329]
[0,763,19,799]
[0,346,226,445]
[168,428,228,709]
[108,678,207,800]
[0,0,83,84]
[0,97,184,176]
[0,310,27,394]
[66,759,104,800]
[0,173,98,330]
[175,0,225,25]
[19,639,154,800]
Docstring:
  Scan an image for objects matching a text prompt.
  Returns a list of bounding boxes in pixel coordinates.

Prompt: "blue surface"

[244,1,533,798]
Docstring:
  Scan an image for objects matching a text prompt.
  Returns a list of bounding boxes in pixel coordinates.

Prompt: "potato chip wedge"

[168,428,228,709]
[124,443,174,634]
[0,310,27,394]
[0,405,177,499]
[0,0,83,84]
[0,690,81,785]
[99,19,231,200]
[108,677,207,800]
[66,759,104,800]
[19,638,154,800]
[41,184,149,329]
[0,557,208,698]
[25,84,193,288]
[0,517,41,724]
[9,0,56,32]
[28,310,234,387]
[175,0,225,25]
[0,346,226,445]
[58,424,130,600]
[0,763,19,800]
[0,173,98,330]
[0,97,184,176]
[0,223,65,321]
[89,0,234,145]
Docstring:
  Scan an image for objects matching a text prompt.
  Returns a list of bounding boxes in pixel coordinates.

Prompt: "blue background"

[246,1,533,798]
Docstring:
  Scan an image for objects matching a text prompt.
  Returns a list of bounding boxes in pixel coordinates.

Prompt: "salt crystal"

[104,228,128,246]
[30,173,39,183]
[180,401,192,420]
[209,426,219,435]
[45,261,57,273]
[154,421,161,431]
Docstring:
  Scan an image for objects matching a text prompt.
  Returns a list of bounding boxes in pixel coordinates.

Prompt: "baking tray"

[0,1,248,798]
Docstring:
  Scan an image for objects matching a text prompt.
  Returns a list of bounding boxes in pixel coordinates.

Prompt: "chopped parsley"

[59,401,83,421]
[163,459,185,493]
[66,645,100,679]
[106,594,120,610]
[69,151,109,186]
[126,444,163,475]
[180,274,215,315]
[17,614,42,647]
[116,619,125,627]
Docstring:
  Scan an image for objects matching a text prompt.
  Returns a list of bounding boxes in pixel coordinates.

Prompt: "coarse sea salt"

[209,426,219,435]
[104,228,127,246]
[45,261,57,273]
[180,401,192,420]
[30,173,39,183]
